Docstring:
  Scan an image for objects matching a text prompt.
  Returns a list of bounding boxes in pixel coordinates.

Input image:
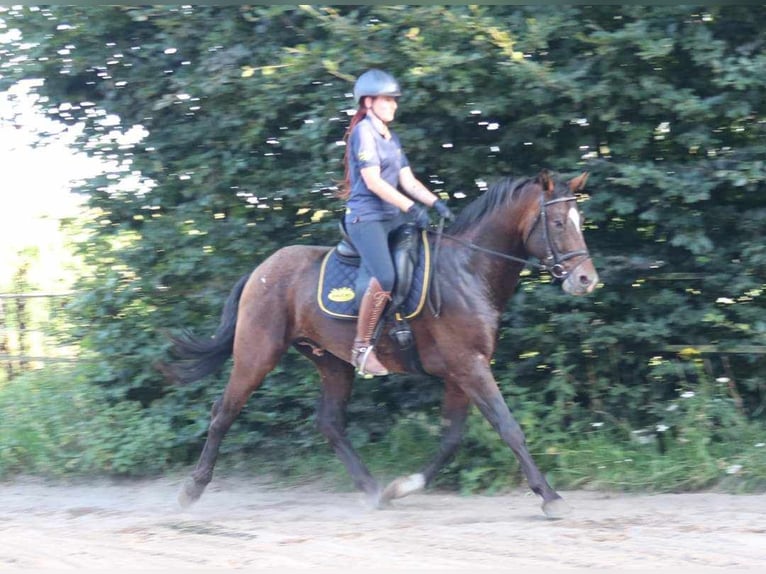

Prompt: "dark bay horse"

[170,170,599,518]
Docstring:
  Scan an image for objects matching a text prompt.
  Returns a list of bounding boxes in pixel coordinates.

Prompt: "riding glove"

[407,203,430,229]
[433,199,455,221]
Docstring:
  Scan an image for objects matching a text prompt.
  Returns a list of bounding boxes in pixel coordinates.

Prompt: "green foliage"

[0,6,764,489]
[0,365,175,478]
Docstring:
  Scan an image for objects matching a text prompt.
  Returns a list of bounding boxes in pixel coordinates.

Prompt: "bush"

[0,364,175,478]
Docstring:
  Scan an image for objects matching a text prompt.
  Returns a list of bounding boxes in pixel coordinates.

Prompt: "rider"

[340,69,455,376]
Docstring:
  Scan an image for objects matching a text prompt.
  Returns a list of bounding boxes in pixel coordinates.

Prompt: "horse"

[169,169,599,518]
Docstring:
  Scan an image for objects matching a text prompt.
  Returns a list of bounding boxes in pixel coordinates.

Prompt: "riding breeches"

[344,214,407,292]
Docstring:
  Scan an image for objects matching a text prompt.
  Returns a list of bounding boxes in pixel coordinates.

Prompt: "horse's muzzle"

[561,258,599,295]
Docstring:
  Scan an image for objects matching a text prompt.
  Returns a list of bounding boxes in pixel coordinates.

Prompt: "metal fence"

[0,291,78,380]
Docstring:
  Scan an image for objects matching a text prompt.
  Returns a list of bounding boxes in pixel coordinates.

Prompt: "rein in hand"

[428,194,590,276]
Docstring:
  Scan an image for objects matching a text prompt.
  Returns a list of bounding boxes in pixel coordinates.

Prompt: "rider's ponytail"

[336,106,368,200]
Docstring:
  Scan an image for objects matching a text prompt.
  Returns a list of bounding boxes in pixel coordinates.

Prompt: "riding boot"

[352,278,392,376]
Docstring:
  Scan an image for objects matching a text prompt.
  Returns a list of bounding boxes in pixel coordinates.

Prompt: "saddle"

[317,221,432,349]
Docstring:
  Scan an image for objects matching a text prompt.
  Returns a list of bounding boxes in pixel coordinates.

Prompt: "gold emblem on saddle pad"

[328,287,355,303]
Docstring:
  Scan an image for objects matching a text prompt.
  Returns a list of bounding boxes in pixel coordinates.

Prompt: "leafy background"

[1,5,764,492]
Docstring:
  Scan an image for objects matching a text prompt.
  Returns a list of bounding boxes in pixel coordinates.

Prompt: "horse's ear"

[537,169,554,195]
[569,172,589,192]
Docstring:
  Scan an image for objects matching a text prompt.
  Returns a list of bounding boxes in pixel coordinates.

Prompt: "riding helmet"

[353,69,401,103]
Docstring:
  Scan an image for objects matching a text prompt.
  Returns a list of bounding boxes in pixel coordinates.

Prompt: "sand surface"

[1,475,764,569]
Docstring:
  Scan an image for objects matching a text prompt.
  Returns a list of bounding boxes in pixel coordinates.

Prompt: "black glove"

[433,199,455,221]
[407,203,430,229]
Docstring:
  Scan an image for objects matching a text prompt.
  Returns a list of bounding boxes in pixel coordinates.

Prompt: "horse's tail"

[167,272,251,385]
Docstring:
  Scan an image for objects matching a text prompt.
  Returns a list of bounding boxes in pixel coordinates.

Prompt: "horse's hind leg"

[178,341,285,508]
[296,346,382,505]
[380,380,470,504]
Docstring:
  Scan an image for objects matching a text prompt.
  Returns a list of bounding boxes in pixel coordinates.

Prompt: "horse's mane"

[446,176,533,235]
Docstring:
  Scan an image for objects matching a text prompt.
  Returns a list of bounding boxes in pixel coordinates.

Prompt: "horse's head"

[523,170,599,295]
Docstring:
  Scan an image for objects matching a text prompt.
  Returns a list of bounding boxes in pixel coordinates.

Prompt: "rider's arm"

[360,165,416,212]
[398,166,439,207]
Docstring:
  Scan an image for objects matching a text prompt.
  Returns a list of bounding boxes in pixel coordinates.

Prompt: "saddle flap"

[390,223,419,310]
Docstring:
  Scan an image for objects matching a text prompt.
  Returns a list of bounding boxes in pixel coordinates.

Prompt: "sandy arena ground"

[0,474,764,570]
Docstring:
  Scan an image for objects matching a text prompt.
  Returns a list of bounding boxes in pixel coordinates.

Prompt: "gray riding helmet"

[353,69,402,103]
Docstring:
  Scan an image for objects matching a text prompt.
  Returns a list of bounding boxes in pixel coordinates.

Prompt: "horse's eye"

[553,219,565,229]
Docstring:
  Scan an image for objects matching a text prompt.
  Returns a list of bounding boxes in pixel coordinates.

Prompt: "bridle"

[429,191,591,280]
[426,186,592,316]
[524,194,591,279]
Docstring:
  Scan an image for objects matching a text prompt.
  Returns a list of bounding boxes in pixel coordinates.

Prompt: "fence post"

[0,298,13,380]
[0,291,78,376]
[15,291,28,371]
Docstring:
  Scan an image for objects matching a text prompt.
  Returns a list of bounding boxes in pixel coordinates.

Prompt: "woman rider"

[341,69,454,376]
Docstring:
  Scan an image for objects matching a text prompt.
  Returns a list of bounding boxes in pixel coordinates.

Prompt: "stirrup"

[353,345,388,376]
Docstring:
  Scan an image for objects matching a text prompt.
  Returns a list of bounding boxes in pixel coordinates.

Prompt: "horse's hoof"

[177,477,205,509]
[542,497,570,519]
[362,486,387,510]
[380,473,426,505]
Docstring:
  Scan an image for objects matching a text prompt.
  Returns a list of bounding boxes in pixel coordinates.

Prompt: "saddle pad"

[317,230,431,320]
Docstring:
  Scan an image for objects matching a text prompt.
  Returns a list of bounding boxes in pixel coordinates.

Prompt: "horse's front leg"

[458,364,569,519]
[380,380,470,504]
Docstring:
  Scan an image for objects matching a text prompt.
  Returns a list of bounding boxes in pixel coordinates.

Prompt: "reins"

[426,194,591,317]
[428,227,548,270]
[426,224,545,317]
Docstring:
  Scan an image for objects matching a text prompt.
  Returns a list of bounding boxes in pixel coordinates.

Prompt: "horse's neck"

[465,214,522,254]
[453,211,528,310]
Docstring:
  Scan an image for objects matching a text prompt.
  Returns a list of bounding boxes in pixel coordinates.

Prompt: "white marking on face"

[568,206,581,233]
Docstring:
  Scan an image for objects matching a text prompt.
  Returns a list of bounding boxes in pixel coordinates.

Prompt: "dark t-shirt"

[345,116,410,222]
